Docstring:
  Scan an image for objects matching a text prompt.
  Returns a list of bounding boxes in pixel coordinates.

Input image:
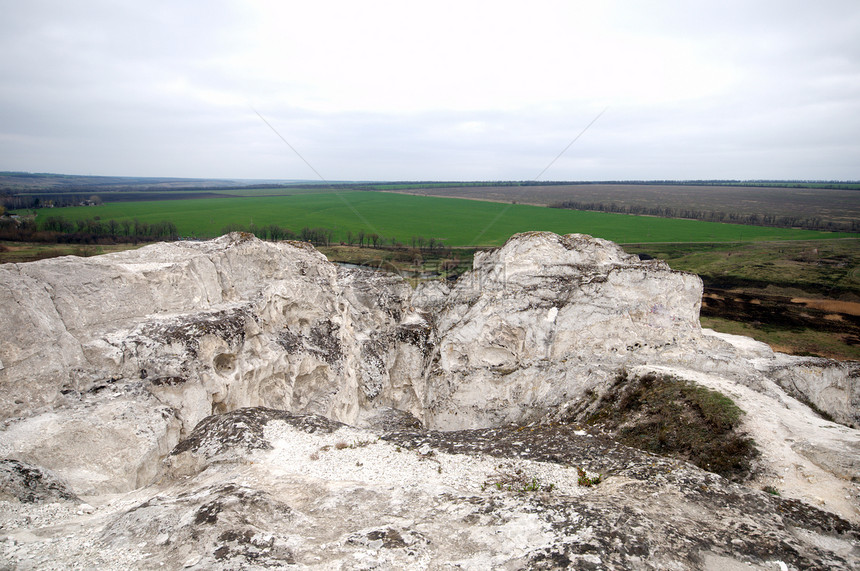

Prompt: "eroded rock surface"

[0,459,78,504]
[1,231,859,569]
[2,412,858,569]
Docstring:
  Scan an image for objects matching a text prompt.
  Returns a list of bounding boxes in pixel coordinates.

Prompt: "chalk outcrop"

[1,232,858,569]
[421,232,704,428]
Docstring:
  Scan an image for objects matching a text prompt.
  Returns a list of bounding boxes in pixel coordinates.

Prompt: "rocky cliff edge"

[0,232,858,569]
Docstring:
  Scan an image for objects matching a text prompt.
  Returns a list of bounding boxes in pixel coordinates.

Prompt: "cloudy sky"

[1,0,859,181]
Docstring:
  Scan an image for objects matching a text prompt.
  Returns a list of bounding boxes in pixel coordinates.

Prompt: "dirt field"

[701,289,860,360]
[790,298,860,317]
[388,184,860,231]
[0,241,142,263]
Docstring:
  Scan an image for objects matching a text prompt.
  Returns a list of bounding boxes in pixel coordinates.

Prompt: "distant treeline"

[0,214,450,253]
[536,180,860,189]
[220,223,332,245]
[5,178,859,200]
[0,184,290,196]
[0,216,178,244]
[1,194,99,209]
[221,222,448,251]
[549,201,860,233]
[364,180,860,191]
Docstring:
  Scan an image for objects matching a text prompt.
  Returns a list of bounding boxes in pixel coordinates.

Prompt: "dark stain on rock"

[0,459,80,503]
[276,328,301,353]
[194,500,223,525]
[213,528,295,564]
[307,319,342,363]
[367,528,407,548]
[277,319,342,364]
[150,376,186,387]
[144,308,249,356]
[170,407,344,457]
[396,322,433,350]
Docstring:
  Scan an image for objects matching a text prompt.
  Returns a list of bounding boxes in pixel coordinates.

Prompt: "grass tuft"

[587,372,758,481]
[482,466,554,494]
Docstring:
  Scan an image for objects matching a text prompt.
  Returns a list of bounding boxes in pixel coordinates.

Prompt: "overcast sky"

[1,0,858,181]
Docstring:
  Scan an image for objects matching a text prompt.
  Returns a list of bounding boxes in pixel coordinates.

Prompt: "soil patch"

[791,298,860,316]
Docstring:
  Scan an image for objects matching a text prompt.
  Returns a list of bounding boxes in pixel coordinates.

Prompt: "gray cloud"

[1,0,858,180]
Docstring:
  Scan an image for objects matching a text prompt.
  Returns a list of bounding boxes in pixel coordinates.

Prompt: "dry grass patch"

[587,372,758,481]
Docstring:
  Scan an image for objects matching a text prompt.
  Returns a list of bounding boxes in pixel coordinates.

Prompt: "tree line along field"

[383,184,860,233]
[3,186,341,210]
[28,190,855,247]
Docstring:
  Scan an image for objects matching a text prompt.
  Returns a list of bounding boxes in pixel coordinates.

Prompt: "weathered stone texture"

[0,232,858,569]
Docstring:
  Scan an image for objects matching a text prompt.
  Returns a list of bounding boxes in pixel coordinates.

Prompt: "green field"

[34,190,853,246]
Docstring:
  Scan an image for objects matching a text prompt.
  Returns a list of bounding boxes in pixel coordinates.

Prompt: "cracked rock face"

[1,231,859,569]
[422,231,705,428]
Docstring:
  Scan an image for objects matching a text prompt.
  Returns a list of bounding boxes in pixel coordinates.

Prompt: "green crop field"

[34,190,854,246]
